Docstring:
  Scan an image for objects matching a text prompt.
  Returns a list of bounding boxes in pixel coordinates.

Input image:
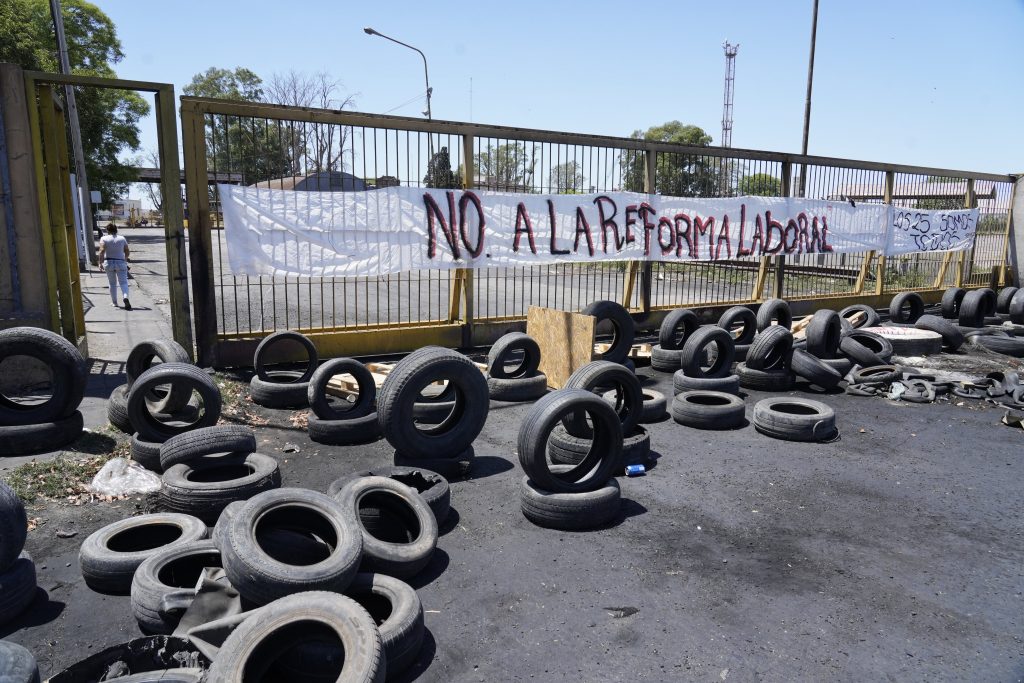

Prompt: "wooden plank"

[594,342,652,359]
[527,305,595,389]
[790,315,813,340]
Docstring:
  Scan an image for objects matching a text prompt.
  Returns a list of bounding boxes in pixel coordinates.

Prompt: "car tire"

[562,361,643,437]
[125,339,193,414]
[128,364,221,443]
[307,358,376,421]
[250,373,311,409]
[131,433,163,472]
[672,370,740,396]
[393,447,475,479]
[650,344,684,372]
[671,391,746,430]
[253,331,318,383]
[790,349,843,389]
[308,413,383,446]
[487,374,548,402]
[107,383,134,434]
[941,287,966,319]
[805,310,842,359]
[745,325,794,371]
[753,397,838,442]
[0,553,35,628]
[159,425,257,471]
[914,315,965,351]
[0,327,87,426]
[718,306,757,345]
[839,331,893,367]
[680,326,735,378]
[328,466,451,526]
[520,467,621,531]
[130,539,223,635]
[737,363,794,391]
[548,425,651,470]
[584,300,635,362]
[838,304,880,329]
[889,292,925,323]
[487,332,541,379]
[850,365,902,385]
[756,298,792,331]
[658,308,700,350]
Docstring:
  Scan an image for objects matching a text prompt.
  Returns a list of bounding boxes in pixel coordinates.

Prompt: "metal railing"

[179,96,1016,366]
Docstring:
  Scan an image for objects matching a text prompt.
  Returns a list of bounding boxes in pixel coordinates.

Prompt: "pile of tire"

[738,308,796,392]
[0,327,88,455]
[551,361,650,469]
[74,466,446,680]
[156,425,280,523]
[672,324,738,395]
[378,347,490,478]
[0,481,37,629]
[789,309,853,390]
[486,332,548,402]
[519,390,623,530]
[651,308,699,372]
[107,338,194,435]
[584,300,636,372]
[306,358,383,445]
[249,330,318,409]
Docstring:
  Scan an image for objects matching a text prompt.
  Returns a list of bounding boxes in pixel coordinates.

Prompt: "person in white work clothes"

[98,223,132,310]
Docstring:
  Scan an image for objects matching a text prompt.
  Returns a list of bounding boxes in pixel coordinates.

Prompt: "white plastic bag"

[87,457,161,496]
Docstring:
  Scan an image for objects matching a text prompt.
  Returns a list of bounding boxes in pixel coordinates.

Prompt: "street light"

[363,27,432,121]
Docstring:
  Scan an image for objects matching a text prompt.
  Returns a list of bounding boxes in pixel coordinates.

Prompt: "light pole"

[363,27,432,121]
[799,0,819,198]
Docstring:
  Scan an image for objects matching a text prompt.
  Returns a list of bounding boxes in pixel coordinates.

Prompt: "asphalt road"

[3,350,1024,681]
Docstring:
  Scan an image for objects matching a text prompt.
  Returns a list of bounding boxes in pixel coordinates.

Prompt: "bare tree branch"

[265,71,357,174]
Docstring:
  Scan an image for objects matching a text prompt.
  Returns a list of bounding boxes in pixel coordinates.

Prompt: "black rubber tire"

[487,332,541,379]
[671,391,745,430]
[672,370,740,396]
[130,539,223,635]
[250,374,310,409]
[548,425,651,470]
[756,298,792,331]
[220,488,363,605]
[839,331,894,366]
[790,349,843,389]
[0,639,40,683]
[746,325,794,371]
[520,466,621,531]
[914,315,965,351]
[889,292,925,324]
[212,500,335,569]
[737,363,795,391]
[753,397,837,442]
[0,483,27,573]
[735,344,750,362]
[850,365,901,385]
[658,308,700,350]
[328,466,451,526]
[996,287,1019,314]
[805,310,842,359]
[971,334,1024,358]
[1009,289,1024,325]
[335,476,438,579]
[562,361,642,437]
[821,357,855,377]
[125,339,192,414]
[107,383,134,434]
[128,363,221,443]
[103,671,204,683]
[160,452,281,524]
[650,344,684,372]
[307,358,376,421]
[633,389,667,423]
[718,306,757,345]
[131,433,163,472]
[518,389,622,494]
[959,289,996,327]
[0,327,87,426]
[679,326,735,379]
[411,399,457,424]
[377,347,489,460]
[308,412,383,446]
[941,287,967,319]
[0,552,35,628]
[583,300,635,363]
[393,447,475,479]
[838,304,880,329]
[205,591,385,683]
[344,573,424,677]
[254,331,318,383]
[159,425,256,471]
[0,411,84,457]
[78,513,208,594]
[487,373,548,402]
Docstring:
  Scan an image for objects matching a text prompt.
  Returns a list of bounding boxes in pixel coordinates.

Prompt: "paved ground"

[2,233,1023,680]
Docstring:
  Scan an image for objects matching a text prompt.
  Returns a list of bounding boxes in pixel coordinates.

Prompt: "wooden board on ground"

[594,342,652,360]
[527,306,596,389]
[791,315,813,340]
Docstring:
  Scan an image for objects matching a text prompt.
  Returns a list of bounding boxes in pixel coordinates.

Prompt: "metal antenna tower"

[721,41,738,149]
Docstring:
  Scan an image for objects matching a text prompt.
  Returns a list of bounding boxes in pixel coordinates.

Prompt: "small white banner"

[219,185,978,277]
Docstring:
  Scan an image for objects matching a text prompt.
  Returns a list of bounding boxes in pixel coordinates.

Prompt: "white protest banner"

[219,185,978,278]
[885,207,978,255]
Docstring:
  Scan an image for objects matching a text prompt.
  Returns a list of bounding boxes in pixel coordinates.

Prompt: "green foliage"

[475,142,536,191]
[423,146,460,188]
[737,173,783,197]
[620,121,721,196]
[0,0,150,206]
[549,160,584,193]
[184,67,294,184]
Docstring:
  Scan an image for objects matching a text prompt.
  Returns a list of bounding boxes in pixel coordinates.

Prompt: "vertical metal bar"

[956,178,975,286]
[49,94,86,344]
[875,171,894,295]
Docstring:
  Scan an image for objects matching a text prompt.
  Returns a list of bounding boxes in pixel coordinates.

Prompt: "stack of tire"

[670,321,745,430]
[718,306,758,361]
[550,361,650,469]
[157,425,281,523]
[651,308,699,372]
[0,327,87,456]
[737,299,796,392]
[306,358,383,445]
[486,332,548,402]
[519,390,623,530]
[0,481,37,629]
[249,331,318,409]
[108,339,193,435]
[789,309,849,390]
[379,347,490,477]
[584,300,636,372]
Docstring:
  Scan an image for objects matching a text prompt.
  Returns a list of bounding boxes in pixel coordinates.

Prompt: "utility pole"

[50,0,96,265]
[799,0,820,198]
[721,41,738,195]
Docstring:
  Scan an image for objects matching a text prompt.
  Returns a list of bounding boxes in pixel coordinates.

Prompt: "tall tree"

[423,146,459,189]
[0,0,149,206]
[264,70,356,173]
[549,161,584,193]
[184,67,294,184]
[620,121,721,196]
[475,142,535,192]
[737,173,783,197]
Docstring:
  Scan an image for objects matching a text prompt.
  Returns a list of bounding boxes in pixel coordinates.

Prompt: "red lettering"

[423,192,460,259]
[574,206,595,256]
[514,202,537,254]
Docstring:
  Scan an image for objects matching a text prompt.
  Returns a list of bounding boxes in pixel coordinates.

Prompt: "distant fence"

[180,96,1015,366]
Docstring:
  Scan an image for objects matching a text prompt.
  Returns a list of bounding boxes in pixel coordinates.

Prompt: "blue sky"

[99,0,1023,177]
